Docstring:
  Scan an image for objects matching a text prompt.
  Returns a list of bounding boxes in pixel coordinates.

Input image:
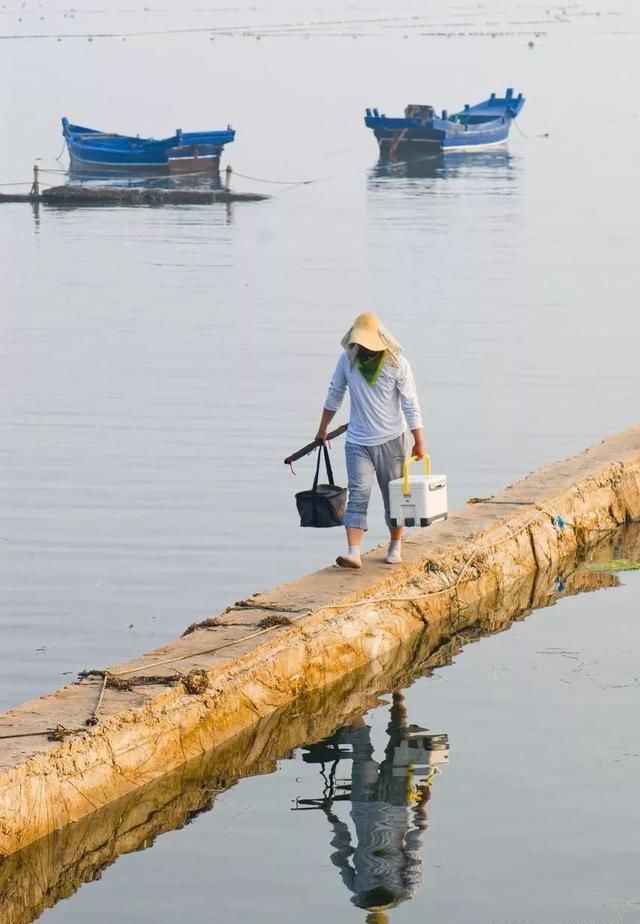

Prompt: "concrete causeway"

[1,425,639,857]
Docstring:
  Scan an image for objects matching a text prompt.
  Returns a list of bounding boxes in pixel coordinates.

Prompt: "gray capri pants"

[344,433,408,531]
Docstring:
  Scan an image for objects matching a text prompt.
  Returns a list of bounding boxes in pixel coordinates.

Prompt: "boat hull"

[67,152,168,174]
[68,154,221,174]
[168,156,220,174]
[374,127,509,161]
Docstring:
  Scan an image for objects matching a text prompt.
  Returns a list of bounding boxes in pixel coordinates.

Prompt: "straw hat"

[347,312,386,352]
[340,313,402,367]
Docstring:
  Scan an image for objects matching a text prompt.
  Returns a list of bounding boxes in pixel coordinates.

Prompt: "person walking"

[315,313,425,569]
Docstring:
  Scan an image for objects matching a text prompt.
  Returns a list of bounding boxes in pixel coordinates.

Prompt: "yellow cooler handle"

[402,454,431,496]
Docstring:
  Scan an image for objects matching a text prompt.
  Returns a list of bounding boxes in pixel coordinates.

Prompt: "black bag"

[295,444,347,528]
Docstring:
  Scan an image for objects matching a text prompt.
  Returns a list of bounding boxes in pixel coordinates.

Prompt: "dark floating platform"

[0,184,269,206]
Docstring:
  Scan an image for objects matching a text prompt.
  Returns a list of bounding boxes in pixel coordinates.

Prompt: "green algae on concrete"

[583,558,640,573]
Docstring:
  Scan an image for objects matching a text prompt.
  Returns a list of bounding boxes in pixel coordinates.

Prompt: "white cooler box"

[389,455,448,528]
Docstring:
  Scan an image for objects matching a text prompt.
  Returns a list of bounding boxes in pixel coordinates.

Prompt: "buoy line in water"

[35,166,321,187]
[0,15,553,42]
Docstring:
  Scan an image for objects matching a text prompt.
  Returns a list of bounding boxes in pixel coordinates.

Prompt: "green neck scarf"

[357,349,385,386]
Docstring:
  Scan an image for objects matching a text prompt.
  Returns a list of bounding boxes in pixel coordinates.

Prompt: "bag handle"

[284,423,348,466]
[402,454,431,496]
[312,444,336,494]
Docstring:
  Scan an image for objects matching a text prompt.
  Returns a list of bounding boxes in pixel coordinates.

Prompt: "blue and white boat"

[61,118,235,173]
[365,89,525,159]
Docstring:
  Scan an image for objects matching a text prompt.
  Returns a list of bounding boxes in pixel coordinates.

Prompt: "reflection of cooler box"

[392,732,450,775]
[389,456,448,528]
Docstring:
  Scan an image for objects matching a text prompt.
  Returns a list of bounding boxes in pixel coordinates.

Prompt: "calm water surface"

[1,0,639,919]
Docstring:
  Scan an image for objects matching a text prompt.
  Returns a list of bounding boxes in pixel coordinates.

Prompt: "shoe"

[336,554,362,569]
[384,545,402,565]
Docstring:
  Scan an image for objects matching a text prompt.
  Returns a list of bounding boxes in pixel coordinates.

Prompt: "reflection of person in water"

[299,692,449,921]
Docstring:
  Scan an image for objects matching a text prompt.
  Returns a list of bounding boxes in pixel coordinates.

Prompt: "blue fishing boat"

[61,118,235,173]
[365,88,525,159]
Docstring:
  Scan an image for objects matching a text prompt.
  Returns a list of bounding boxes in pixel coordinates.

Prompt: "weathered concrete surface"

[2,524,637,924]
[0,426,639,857]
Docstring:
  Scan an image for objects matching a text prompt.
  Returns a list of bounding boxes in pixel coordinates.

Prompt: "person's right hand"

[315,428,328,444]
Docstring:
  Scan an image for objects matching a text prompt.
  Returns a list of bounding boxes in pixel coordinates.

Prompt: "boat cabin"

[404,104,435,120]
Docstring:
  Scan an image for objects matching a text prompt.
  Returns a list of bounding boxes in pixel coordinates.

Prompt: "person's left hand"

[412,441,425,460]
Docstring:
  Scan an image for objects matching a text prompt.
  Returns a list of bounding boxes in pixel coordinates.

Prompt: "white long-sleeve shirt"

[324,352,423,446]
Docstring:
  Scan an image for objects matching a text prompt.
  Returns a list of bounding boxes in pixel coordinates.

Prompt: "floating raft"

[0,184,268,206]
